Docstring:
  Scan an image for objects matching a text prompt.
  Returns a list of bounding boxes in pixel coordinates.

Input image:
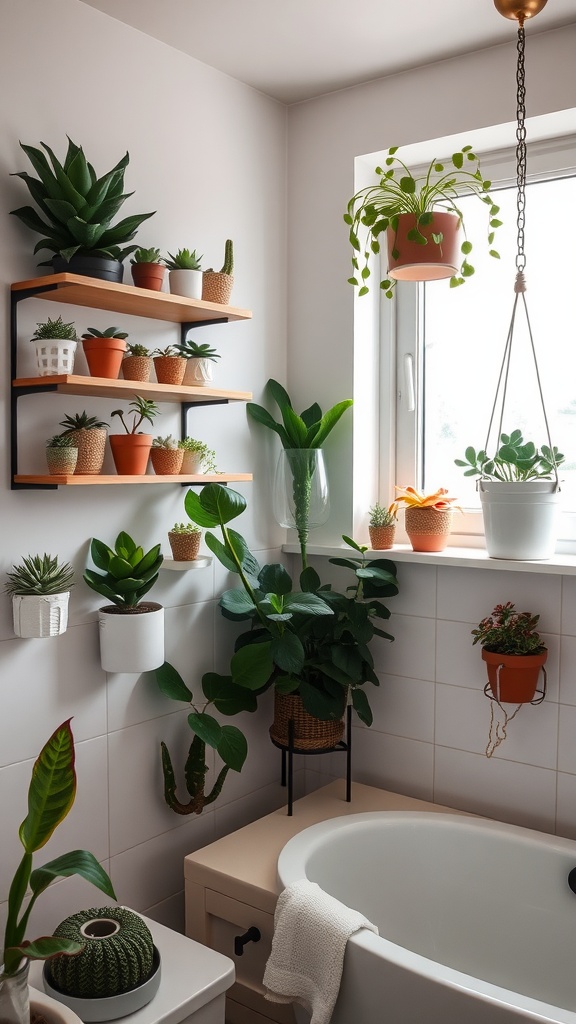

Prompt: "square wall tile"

[434,746,557,832]
[214,779,292,839]
[145,892,185,934]
[437,566,561,634]
[559,635,576,705]
[555,772,576,839]
[388,561,437,618]
[368,674,435,743]
[372,613,436,681]
[561,576,576,636]
[558,703,576,774]
[346,729,434,802]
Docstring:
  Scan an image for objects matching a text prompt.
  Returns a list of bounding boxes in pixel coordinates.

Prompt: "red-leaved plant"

[471,601,546,656]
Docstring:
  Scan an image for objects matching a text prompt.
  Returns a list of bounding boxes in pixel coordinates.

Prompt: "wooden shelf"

[11,274,252,325]
[13,473,252,487]
[13,375,252,403]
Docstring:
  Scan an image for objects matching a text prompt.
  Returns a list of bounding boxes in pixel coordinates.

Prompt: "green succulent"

[46,435,77,449]
[178,437,217,473]
[83,531,163,608]
[163,248,202,271]
[368,502,397,527]
[152,346,181,357]
[170,523,201,534]
[59,411,109,433]
[10,136,155,265]
[5,554,75,596]
[130,246,162,264]
[82,326,129,340]
[125,343,151,357]
[174,340,220,362]
[110,396,159,434]
[32,316,77,341]
[152,434,178,449]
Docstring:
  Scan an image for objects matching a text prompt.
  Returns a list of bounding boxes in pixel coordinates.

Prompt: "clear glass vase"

[273,449,329,562]
[0,961,30,1024]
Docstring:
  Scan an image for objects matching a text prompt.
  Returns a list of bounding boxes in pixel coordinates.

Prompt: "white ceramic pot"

[12,592,70,638]
[478,479,560,560]
[180,450,204,474]
[168,269,202,300]
[183,357,214,386]
[33,337,77,376]
[98,603,164,673]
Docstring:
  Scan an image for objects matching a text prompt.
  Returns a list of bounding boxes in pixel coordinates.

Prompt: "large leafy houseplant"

[344,144,501,298]
[183,483,399,725]
[2,720,116,985]
[247,380,353,568]
[10,137,154,267]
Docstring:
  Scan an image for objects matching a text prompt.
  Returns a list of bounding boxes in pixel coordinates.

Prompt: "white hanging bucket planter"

[12,591,70,638]
[98,603,164,673]
[479,480,560,560]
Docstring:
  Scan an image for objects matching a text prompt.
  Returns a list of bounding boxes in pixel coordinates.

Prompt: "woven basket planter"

[369,524,395,550]
[269,692,344,751]
[153,355,186,385]
[168,531,201,561]
[46,907,155,999]
[202,271,234,305]
[405,507,453,552]
[46,448,78,475]
[122,355,153,382]
[150,448,184,475]
[67,427,107,475]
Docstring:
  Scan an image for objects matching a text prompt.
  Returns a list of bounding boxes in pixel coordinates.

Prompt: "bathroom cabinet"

[184,780,458,1024]
[10,274,253,488]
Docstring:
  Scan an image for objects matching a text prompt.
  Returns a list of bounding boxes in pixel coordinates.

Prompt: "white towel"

[263,878,378,1024]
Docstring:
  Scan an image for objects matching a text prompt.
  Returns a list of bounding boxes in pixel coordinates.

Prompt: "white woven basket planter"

[33,338,77,376]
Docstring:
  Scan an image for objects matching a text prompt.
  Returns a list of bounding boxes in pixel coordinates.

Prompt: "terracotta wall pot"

[168,531,201,561]
[98,603,164,673]
[68,427,107,474]
[150,448,184,475]
[153,355,186,385]
[183,357,214,386]
[482,648,548,704]
[82,337,127,379]
[122,355,153,382]
[46,447,78,475]
[109,434,152,475]
[201,271,234,305]
[131,263,166,291]
[269,692,344,751]
[369,524,395,550]
[387,211,461,281]
[405,506,453,552]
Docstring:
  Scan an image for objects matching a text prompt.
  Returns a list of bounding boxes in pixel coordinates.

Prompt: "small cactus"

[220,238,234,275]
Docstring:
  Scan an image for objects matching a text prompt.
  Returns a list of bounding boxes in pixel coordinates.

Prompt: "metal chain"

[515,25,527,272]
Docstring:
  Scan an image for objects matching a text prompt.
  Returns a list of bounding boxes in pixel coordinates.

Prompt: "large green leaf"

[352,687,373,727]
[185,483,245,528]
[270,632,305,673]
[246,403,290,448]
[89,538,114,571]
[29,850,116,900]
[258,563,293,596]
[230,641,273,689]
[188,712,221,748]
[306,400,353,447]
[298,679,346,721]
[202,673,258,714]
[11,936,84,961]
[217,726,248,771]
[283,592,333,616]
[220,589,256,617]
[19,720,76,854]
[156,662,192,703]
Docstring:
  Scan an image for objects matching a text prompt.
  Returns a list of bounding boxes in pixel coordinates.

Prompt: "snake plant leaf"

[188,712,221,748]
[98,211,155,246]
[352,687,373,727]
[10,936,84,961]
[202,673,258,715]
[40,142,86,210]
[66,217,105,248]
[65,147,92,197]
[230,641,273,689]
[19,719,76,854]
[29,850,116,900]
[216,726,248,772]
[10,204,54,236]
[156,662,193,703]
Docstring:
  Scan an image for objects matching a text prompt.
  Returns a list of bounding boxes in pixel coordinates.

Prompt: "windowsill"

[283,543,576,576]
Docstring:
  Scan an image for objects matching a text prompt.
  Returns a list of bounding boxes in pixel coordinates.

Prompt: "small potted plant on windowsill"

[130,246,166,291]
[152,345,186,385]
[368,502,398,550]
[344,144,501,297]
[394,486,460,552]
[472,600,547,705]
[5,553,75,638]
[178,437,217,475]
[122,342,153,382]
[455,430,565,560]
[163,248,203,299]
[31,316,78,376]
[84,530,164,672]
[58,411,109,475]
[45,435,78,475]
[81,326,129,379]
[109,396,159,475]
[150,434,184,475]
[175,341,220,386]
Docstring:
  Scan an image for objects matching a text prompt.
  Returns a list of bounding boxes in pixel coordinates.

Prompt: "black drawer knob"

[234,926,261,956]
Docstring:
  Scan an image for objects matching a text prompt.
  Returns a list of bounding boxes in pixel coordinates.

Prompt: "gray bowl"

[43,946,161,1022]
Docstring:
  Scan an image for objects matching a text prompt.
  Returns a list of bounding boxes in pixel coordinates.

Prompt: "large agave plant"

[10,136,155,265]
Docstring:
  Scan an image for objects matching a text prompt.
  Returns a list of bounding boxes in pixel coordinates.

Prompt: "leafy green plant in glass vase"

[9,137,155,281]
[1,719,116,1024]
[344,144,502,298]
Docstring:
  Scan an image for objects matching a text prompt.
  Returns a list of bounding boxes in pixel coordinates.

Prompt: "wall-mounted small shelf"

[162,556,213,571]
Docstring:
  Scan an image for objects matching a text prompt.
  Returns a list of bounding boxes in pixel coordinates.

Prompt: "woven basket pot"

[122,355,153,382]
[153,356,186,385]
[68,427,107,475]
[150,448,184,475]
[168,531,201,561]
[405,506,453,552]
[202,271,234,305]
[269,692,344,751]
[46,907,155,999]
[46,448,78,475]
[369,524,395,550]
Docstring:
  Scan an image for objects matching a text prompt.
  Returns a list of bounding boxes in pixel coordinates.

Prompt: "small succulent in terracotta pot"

[168,522,202,561]
[368,501,398,550]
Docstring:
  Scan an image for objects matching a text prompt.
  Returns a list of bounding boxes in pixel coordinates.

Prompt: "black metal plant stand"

[270,704,352,816]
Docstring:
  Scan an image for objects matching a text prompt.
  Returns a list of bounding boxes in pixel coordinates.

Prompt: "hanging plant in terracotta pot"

[472,601,548,705]
[395,486,460,552]
[344,144,501,298]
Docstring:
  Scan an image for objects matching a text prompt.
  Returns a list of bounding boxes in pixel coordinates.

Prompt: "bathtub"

[277,812,576,1024]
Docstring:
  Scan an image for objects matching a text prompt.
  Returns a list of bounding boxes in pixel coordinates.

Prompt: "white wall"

[286,27,576,838]
[0,0,290,937]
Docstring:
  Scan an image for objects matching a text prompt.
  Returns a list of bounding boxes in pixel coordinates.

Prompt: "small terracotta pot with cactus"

[368,501,398,550]
[45,435,78,475]
[168,523,202,561]
[150,435,184,475]
[202,239,234,305]
[58,411,109,474]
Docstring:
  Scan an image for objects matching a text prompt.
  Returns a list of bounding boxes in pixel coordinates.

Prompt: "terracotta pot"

[168,531,201,561]
[67,427,107,474]
[201,271,234,305]
[153,355,186,385]
[387,211,461,281]
[46,448,78,475]
[82,337,127,379]
[269,692,344,751]
[482,648,548,704]
[131,263,166,291]
[404,506,453,552]
[122,355,153,382]
[150,448,184,475]
[109,434,152,475]
[369,524,396,550]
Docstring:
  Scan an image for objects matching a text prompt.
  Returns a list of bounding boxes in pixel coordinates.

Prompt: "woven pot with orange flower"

[395,486,460,552]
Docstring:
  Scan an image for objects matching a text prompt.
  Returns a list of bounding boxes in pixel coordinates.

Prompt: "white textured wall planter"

[479,480,560,560]
[12,591,70,638]
[98,603,164,673]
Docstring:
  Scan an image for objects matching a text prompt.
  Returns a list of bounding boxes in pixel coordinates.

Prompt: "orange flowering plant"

[394,486,460,510]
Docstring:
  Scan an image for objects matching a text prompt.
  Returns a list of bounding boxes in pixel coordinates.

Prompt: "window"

[387,131,576,544]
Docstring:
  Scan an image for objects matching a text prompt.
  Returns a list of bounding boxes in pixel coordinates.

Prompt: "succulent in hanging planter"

[10,137,155,281]
[344,144,501,297]
[5,553,75,638]
[155,661,255,814]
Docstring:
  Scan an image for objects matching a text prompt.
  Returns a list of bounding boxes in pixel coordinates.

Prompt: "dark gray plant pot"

[52,255,124,283]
